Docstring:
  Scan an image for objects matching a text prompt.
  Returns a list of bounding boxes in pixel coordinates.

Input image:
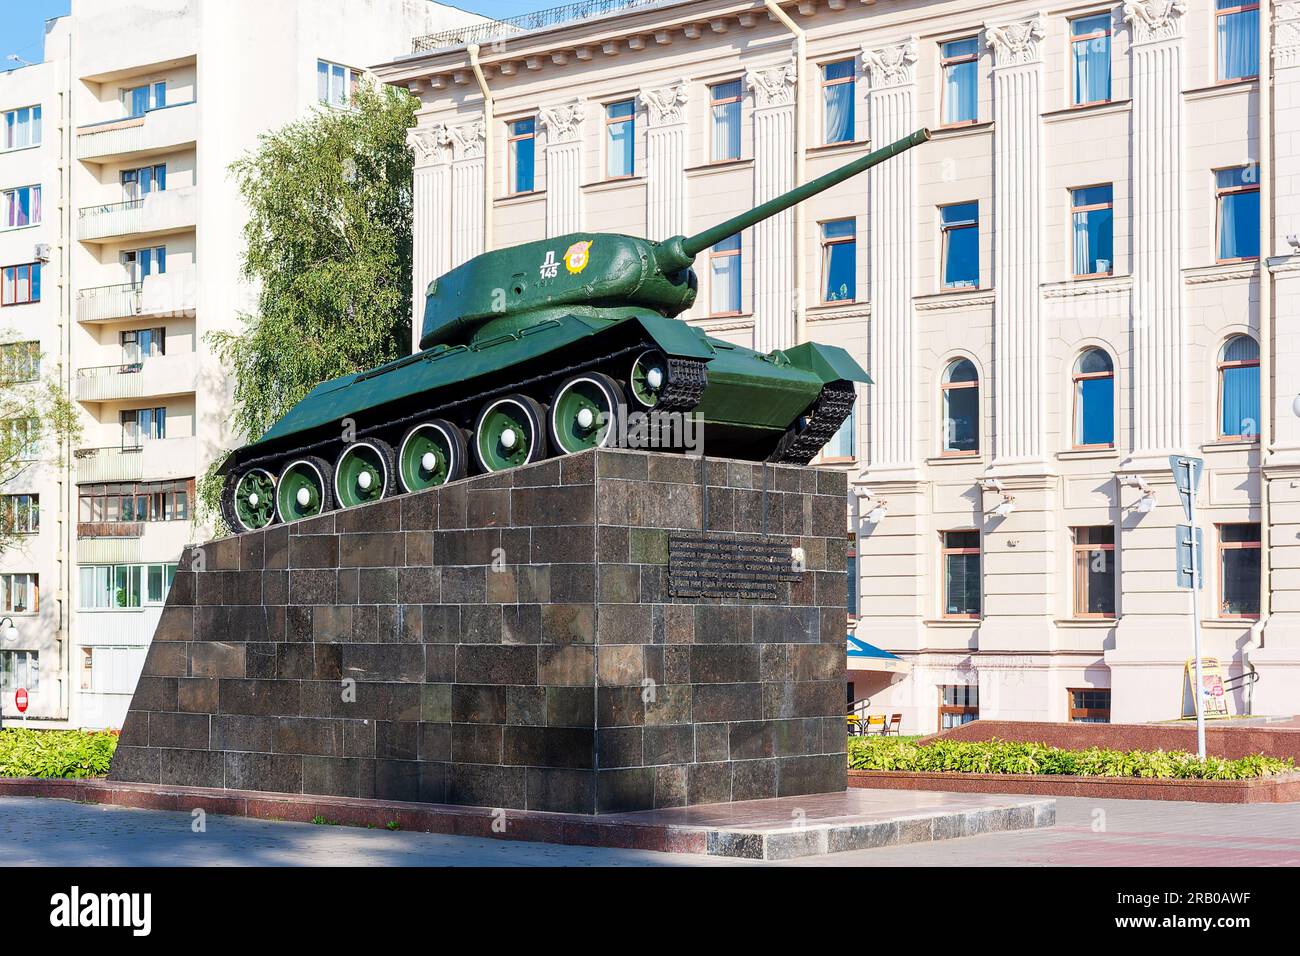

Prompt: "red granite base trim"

[848,770,1300,803]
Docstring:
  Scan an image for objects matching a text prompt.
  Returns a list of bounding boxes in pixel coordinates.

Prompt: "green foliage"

[0,728,118,779]
[196,457,232,540]
[846,736,1295,781]
[206,81,417,500]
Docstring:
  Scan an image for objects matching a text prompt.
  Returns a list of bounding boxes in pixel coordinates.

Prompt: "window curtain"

[1221,355,1260,439]
[710,254,741,314]
[1071,36,1110,104]
[823,84,853,143]
[1072,210,1091,275]
[1219,189,1259,260]
[1218,8,1259,80]
[943,62,976,124]
[712,100,741,160]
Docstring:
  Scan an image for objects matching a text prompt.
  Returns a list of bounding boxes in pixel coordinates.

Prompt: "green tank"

[219,128,931,532]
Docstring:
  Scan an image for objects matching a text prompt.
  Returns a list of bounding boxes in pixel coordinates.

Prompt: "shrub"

[0,728,118,779]
[846,736,1293,780]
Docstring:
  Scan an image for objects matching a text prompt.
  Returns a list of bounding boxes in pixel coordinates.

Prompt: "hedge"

[847,736,1294,781]
[0,728,118,779]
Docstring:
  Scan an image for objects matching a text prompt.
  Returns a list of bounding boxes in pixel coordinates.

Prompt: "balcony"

[75,352,196,403]
[77,269,196,324]
[75,437,196,484]
[75,101,197,163]
[78,186,196,244]
[78,521,144,539]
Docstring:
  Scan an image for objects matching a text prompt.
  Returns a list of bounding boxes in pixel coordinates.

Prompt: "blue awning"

[846,635,910,673]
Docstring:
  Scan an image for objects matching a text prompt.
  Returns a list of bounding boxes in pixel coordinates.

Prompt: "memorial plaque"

[668,532,803,600]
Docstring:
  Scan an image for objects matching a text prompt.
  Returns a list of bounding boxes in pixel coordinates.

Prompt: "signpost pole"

[1186,458,1206,760]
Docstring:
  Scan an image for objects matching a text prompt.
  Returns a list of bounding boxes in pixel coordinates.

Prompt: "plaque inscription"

[668,533,802,601]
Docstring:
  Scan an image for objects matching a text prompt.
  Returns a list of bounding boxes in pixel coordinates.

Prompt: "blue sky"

[1,1,553,70]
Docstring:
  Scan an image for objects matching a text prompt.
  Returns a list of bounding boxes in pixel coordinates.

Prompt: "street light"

[0,617,16,642]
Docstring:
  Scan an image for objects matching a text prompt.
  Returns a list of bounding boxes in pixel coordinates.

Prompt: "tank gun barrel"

[677,128,931,259]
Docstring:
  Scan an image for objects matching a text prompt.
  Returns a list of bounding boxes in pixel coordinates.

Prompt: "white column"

[407,125,452,352]
[862,38,918,472]
[746,62,797,354]
[1124,0,1187,458]
[987,15,1047,466]
[639,80,689,240]
[539,98,586,237]
[448,120,485,267]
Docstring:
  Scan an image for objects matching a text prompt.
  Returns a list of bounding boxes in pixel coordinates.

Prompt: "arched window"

[941,359,979,455]
[1218,335,1260,440]
[1072,349,1115,449]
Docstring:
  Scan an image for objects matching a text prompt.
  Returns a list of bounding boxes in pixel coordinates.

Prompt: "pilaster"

[408,125,452,352]
[539,98,586,237]
[638,80,689,241]
[447,120,485,267]
[746,61,797,354]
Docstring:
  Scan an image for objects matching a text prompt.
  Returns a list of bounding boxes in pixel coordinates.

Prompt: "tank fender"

[780,341,872,385]
[631,313,717,361]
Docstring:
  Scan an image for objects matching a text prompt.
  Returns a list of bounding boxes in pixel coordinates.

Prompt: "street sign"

[14,687,28,713]
[1169,455,1204,521]
[1176,524,1205,590]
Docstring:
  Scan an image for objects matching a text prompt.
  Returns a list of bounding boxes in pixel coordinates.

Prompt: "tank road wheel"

[474,395,549,473]
[628,349,669,409]
[222,467,277,533]
[275,456,335,523]
[549,373,624,455]
[398,420,467,493]
[334,439,396,509]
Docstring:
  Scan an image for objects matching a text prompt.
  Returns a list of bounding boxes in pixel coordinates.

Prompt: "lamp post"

[0,617,14,729]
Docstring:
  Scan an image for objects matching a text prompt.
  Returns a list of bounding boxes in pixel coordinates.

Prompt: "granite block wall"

[109,448,849,814]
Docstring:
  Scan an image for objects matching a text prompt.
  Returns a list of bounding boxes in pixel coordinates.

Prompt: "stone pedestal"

[109,449,849,814]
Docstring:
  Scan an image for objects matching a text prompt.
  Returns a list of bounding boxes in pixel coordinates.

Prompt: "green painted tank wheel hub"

[399,422,461,492]
[474,396,547,473]
[550,374,620,454]
[233,468,276,531]
[334,441,389,509]
[629,350,668,408]
[276,459,330,523]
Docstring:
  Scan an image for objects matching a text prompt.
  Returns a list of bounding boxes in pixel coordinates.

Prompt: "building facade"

[0,0,479,728]
[379,0,1297,731]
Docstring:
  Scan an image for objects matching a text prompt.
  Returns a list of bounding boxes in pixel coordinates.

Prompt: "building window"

[122,246,166,283]
[121,407,166,448]
[80,647,93,691]
[821,60,855,144]
[0,573,38,614]
[3,105,41,150]
[1072,526,1116,618]
[1215,166,1260,261]
[1218,335,1260,440]
[708,234,742,315]
[1217,0,1259,81]
[1073,348,1115,448]
[939,684,979,729]
[1068,688,1111,722]
[0,340,40,382]
[942,530,981,619]
[820,219,856,302]
[1218,523,1261,619]
[125,81,166,118]
[2,418,38,460]
[2,185,40,229]
[821,404,856,462]
[940,201,979,289]
[317,60,361,108]
[79,563,177,610]
[941,358,979,455]
[1,263,41,306]
[940,38,979,126]
[710,78,743,161]
[1070,14,1112,106]
[1071,184,1113,276]
[605,99,635,178]
[79,480,190,525]
[122,163,166,200]
[0,649,38,692]
[846,541,858,620]
[1,494,39,535]
[506,117,536,194]
[121,327,166,364]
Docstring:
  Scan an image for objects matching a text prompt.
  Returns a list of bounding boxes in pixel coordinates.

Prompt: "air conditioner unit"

[34,243,51,263]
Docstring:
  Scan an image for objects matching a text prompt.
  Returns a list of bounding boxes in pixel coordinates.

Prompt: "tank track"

[657,357,709,411]
[767,381,857,466]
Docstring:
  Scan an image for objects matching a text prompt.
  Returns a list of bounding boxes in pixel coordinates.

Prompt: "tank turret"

[219,129,931,532]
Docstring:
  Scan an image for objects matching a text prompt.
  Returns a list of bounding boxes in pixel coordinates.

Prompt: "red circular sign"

[14,688,28,713]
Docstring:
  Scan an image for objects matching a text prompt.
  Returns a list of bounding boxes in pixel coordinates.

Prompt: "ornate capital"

[745,61,797,109]
[539,97,587,144]
[1122,0,1187,44]
[862,37,918,88]
[638,80,689,127]
[447,120,485,160]
[407,125,452,165]
[986,15,1047,67]
[1277,2,1300,69]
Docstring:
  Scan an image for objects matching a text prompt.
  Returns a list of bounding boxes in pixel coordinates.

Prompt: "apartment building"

[1,0,480,728]
[378,0,1298,730]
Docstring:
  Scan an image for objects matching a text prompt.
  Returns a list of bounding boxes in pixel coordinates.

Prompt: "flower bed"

[0,728,119,779]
